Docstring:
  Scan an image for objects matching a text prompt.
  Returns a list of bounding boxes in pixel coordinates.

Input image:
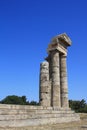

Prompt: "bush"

[69,99,87,113]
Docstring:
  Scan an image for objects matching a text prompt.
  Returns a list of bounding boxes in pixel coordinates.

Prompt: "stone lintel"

[47,33,71,55]
[52,33,72,46]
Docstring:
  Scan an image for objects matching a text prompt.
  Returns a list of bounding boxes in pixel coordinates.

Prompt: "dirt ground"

[0,113,87,130]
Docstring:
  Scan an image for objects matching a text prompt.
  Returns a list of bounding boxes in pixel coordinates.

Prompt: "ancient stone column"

[46,33,72,108]
[39,61,51,107]
[60,55,69,108]
[50,51,61,107]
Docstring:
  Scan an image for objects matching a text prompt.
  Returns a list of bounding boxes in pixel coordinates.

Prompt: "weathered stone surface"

[38,33,80,126]
[0,104,80,127]
[39,61,51,107]
[60,55,69,108]
[50,51,61,107]
[47,33,71,56]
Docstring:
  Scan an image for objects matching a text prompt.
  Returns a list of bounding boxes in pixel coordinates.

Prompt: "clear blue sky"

[0,0,87,102]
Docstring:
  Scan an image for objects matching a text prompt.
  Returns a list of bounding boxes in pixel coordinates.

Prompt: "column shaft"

[51,51,61,107]
[39,61,51,107]
[60,55,69,108]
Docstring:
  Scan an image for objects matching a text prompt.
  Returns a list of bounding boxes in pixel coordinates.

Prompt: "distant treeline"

[69,99,87,113]
[0,95,87,113]
[0,95,39,106]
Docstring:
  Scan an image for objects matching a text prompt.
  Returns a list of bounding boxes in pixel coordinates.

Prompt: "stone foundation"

[0,104,80,127]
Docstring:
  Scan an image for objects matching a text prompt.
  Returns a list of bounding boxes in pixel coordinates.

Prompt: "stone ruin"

[0,33,80,127]
[39,33,71,108]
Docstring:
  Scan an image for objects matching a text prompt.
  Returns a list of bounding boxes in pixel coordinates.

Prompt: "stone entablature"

[47,33,71,56]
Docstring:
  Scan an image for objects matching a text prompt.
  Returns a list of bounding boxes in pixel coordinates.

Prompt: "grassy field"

[0,113,87,130]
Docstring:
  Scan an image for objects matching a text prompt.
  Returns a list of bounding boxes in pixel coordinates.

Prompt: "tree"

[69,99,87,113]
[29,101,39,105]
[0,95,29,105]
[0,95,39,106]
